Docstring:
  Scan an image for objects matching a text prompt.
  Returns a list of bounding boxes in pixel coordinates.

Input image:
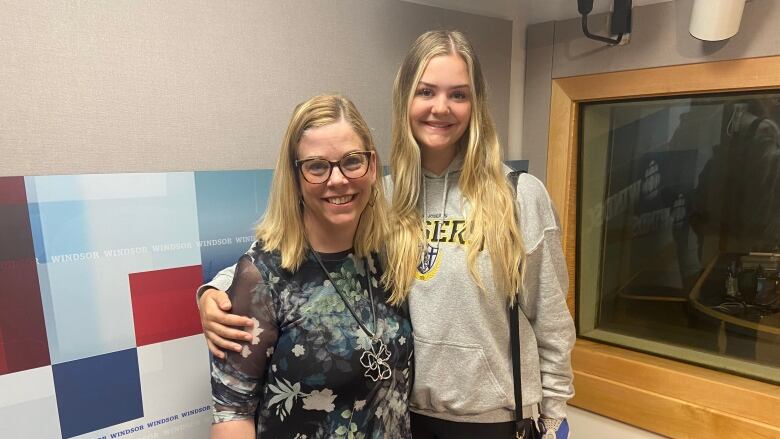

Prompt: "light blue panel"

[25,176,94,264]
[27,173,202,364]
[25,173,168,203]
[26,176,99,365]
[195,170,272,282]
[41,260,138,363]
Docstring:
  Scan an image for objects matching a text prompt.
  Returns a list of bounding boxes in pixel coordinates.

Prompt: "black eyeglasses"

[295,151,373,184]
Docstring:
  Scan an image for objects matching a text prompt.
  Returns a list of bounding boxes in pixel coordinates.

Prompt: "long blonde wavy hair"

[383,30,524,304]
[256,94,388,270]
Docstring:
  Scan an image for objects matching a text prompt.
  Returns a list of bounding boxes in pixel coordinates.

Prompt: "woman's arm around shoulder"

[211,254,280,433]
[197,243,260,357]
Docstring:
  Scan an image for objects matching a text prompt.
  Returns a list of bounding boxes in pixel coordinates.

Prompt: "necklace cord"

[310,251,378,341]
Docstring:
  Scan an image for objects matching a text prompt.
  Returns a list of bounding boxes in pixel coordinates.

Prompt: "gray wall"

[0,0,512,177]
[522,0,780,182]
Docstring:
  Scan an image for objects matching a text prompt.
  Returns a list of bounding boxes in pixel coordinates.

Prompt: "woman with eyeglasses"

[209,94,412,439]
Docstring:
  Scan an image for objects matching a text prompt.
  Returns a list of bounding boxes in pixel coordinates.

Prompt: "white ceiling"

[401,0,676,24]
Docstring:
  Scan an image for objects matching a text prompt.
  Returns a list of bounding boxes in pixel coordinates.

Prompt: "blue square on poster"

[194,170,273,282]
[52,348,143,438]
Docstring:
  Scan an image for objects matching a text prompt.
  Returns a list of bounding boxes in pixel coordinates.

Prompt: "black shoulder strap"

[510,299,524,429]
[508,168,530,431]
[508,169,526,195]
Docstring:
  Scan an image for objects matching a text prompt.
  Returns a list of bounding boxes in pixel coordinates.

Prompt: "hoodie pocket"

[411,336,509,415]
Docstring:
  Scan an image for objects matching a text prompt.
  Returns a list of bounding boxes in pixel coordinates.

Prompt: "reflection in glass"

[579,92,780,383]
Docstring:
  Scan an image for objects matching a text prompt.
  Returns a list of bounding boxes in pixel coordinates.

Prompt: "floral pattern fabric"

[211,242,413,439]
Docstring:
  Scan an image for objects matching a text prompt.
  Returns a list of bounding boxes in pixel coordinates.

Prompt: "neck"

[421,147,457,175]
[303,213,357,253]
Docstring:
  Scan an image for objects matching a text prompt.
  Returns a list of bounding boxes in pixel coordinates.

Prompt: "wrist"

[539,416,569,439]
[540,398,567,420]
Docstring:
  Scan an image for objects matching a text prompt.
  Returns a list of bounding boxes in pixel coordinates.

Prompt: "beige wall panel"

[0,0,511,177]
[523,0,780,182]
[520,21,554,181]
[552,0,780,79]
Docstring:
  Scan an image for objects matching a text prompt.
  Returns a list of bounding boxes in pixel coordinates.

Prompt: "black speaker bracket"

[578,0,632,46]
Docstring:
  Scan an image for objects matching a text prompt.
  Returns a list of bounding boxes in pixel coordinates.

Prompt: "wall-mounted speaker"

[689,0,747,41]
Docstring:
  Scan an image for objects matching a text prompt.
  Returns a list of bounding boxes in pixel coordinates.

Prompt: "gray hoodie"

[399,155,574,422]
[199,157,575,422]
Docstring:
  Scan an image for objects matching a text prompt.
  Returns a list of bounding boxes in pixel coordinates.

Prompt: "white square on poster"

[138,335,211,411]
[0,366,62,438]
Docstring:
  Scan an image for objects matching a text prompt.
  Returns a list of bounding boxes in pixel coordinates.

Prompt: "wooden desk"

[689,254,780,364]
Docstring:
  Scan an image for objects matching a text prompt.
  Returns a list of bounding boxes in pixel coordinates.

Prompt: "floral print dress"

[211,242,413,439]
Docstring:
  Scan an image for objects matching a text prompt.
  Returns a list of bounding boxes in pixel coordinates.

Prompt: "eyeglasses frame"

[294,150,374,184]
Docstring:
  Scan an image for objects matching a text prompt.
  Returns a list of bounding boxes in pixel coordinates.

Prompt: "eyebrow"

[417,81,470,90]
[298,149,367,160]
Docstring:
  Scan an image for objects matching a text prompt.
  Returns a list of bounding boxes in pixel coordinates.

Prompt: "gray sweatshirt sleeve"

[195,242,258,301]
[516,174,576,420]
[196,264,238,299]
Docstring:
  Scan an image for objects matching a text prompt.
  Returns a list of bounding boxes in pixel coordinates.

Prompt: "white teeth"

[326,195,354,205]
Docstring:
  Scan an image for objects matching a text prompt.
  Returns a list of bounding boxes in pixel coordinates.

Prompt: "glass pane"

[578,92,780,383]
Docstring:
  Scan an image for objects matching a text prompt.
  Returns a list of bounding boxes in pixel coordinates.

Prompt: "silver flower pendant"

[360,339,392,382]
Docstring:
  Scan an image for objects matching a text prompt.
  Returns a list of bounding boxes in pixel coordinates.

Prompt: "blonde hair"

[383,30,524,304]
[256,94,388,270]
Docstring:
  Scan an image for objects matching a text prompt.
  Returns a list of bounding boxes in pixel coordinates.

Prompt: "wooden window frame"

[546,55,780,437]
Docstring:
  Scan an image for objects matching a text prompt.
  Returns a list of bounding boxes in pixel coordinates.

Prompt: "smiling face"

[297,119,376,246]
[409,53,473,173]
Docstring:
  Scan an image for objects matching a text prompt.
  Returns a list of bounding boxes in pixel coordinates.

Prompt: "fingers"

[207,289,233,311]
[199,288,252,357]
[206,339,225,359]
[207,321,252,343]
[199,288,230,310]
[207,312,253,328]
[205,326,244,354]
[201,291,252,327]
[217,298,232,311]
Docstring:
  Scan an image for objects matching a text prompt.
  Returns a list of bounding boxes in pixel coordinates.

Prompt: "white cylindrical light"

[689,0,747,41]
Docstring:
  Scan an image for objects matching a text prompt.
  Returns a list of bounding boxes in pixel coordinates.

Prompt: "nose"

[326,164,349,186]
[431,95,450,116]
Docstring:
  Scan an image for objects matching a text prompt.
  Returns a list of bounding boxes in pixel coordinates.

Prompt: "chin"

[322,210,364,227]
[421,139,457,153]
[324,215,358,226]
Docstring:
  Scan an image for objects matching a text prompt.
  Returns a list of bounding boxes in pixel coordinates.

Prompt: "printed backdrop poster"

[0,170,271,439]
[0,163,526,438]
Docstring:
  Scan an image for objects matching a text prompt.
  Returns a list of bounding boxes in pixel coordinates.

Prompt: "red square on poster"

[129,265,203,346]
[0,259,51,375]
[0,176,51,376]
[0,325,7,372]
[0,176,27,204]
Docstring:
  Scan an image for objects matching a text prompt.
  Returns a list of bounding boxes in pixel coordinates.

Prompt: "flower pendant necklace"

[311,250,392,382]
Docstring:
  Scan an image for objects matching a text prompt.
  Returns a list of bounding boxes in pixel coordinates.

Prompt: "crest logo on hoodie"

[416,218,467,281]
[416,242,442,280]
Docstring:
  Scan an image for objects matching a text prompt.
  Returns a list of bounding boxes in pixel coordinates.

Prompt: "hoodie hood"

[421,151,465,179]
